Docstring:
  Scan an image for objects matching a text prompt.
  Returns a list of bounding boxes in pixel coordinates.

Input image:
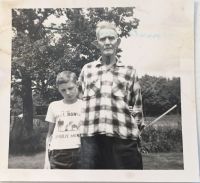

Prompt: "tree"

[12,9,63,137]
[11,8,139,137]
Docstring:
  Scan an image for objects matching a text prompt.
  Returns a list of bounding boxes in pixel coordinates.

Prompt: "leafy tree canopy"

[11,8,139,105]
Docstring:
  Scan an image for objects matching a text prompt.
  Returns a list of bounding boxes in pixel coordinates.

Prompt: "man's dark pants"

[80,135,143,169]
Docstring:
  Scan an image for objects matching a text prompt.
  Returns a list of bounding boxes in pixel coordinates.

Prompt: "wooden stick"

[141,104,177,132]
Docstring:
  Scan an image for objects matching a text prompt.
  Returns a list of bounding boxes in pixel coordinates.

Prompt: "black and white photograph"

[0,0,199,182]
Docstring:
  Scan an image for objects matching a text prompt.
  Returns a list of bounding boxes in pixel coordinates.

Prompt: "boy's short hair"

[56,71,77,86]
[96,21,118,39]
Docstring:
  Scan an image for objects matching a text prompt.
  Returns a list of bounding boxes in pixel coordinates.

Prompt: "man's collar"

[95,57,125,67]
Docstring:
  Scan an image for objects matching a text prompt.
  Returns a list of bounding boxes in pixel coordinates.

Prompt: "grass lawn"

[9,152,45,169]
[143,152,183,169]
[8,152,183,169]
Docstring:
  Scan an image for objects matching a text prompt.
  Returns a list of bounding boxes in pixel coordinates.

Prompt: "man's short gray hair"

[96,21,118,39]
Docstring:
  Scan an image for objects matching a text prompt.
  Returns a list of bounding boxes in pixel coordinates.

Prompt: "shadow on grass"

[8,152,184,169]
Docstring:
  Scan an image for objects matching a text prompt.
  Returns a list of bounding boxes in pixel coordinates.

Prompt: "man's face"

[97,28,120,56]
[58,82,78,102]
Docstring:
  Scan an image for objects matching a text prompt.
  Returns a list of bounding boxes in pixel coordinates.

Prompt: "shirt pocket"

[112,77,128,98]
[83,78,101,99]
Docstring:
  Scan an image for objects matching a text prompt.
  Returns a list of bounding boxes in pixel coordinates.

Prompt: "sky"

[43,0,193,78]
[119,0,193,77]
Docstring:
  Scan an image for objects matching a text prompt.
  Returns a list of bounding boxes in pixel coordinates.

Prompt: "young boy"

[45,71,81,169]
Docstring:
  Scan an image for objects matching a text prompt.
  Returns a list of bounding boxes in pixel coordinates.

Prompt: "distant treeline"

[11,74,181,117]
[140,75,181,116]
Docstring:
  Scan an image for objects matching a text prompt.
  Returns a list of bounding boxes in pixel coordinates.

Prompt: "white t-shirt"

[45,99,82,150]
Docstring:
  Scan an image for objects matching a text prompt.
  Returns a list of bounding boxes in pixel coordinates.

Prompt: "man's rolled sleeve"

[131,74,144,127]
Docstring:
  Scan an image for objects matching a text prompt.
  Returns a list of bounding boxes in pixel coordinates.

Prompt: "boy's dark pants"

[80,135,143,169]
[49,148,80,169]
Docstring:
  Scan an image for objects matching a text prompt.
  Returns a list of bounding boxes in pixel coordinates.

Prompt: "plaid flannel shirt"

[78,57,144,140]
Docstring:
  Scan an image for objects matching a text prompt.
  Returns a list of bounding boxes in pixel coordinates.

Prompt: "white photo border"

[0,0,199,182]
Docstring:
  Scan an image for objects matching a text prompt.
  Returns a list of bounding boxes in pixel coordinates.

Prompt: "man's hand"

[129,106,133,114]
[129,106,143,125]
[138,123,146,131]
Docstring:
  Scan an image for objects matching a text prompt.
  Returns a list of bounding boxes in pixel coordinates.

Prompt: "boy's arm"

[46,122,55,148]
[45,103,56,143]
[44,122,55,169]
[44,102,55,169]
[47,122,55,139]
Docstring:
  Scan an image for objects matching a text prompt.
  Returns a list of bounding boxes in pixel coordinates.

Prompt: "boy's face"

[58,82,78,102]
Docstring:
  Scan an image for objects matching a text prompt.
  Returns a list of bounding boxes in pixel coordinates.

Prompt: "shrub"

[141,126,183,153]
[9,115,183,154]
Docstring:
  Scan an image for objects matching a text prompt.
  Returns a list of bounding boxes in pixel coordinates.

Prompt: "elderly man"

[78,21,144,169]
